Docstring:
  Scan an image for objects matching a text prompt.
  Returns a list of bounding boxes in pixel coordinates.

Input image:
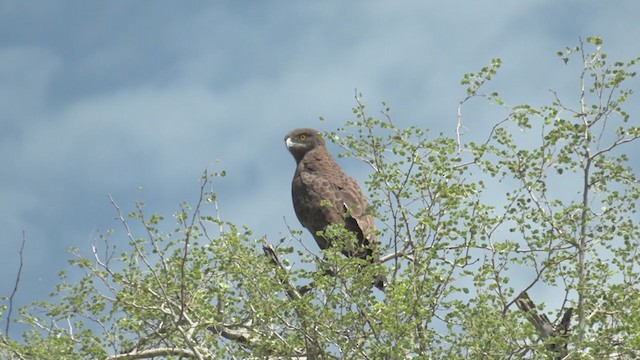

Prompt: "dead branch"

[515,291,572,359]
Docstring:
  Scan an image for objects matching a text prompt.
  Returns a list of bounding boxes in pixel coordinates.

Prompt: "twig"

[180,170,210,319]
[5,231,26,337]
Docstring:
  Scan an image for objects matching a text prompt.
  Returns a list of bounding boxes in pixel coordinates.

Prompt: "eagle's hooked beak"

[285,137,296,149]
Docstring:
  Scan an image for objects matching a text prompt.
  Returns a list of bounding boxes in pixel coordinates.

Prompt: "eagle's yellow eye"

[299,134,306,141]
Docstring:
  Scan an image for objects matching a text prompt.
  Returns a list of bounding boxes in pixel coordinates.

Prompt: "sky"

[1,1,639,334]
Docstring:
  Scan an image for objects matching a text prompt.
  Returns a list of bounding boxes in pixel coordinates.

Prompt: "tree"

[1,37,639,359]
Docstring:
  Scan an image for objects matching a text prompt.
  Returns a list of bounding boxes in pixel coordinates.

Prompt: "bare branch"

[515,291,572,359]
[262,242,304,300]
[5,231,26,337]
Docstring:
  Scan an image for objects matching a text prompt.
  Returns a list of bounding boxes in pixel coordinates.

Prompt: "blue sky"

[1,1,639,329]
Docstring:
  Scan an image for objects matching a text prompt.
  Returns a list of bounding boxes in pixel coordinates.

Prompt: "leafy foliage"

[1,37,639,359]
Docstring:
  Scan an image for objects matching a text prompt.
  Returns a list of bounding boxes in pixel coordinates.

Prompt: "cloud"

[0,46,60,124]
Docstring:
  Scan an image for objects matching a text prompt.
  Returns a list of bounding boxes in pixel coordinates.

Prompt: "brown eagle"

[284,128,387,290]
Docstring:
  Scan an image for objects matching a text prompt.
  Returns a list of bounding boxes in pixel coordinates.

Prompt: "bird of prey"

[284,128,387,290]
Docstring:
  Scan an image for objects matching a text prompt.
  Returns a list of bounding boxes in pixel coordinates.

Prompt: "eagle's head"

[284,128,326,163]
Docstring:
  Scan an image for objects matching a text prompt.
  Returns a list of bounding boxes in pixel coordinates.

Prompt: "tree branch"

[106,347,204,360]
